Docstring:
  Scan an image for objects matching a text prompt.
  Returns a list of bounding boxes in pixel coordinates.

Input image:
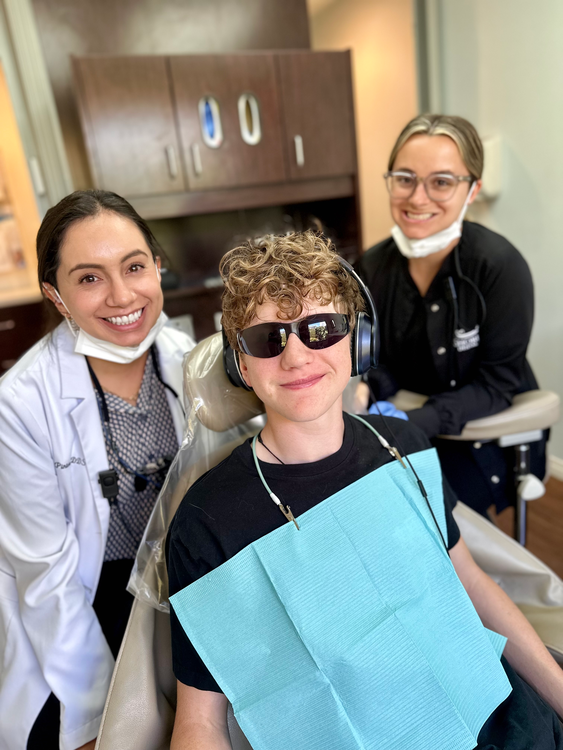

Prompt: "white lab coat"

[0,322,192,750]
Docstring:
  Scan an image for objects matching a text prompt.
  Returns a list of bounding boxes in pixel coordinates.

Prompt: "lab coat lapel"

[55,326,110,536]
[69,395,109,520]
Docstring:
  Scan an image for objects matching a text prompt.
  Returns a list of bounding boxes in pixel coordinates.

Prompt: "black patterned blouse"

[95,353,179,561]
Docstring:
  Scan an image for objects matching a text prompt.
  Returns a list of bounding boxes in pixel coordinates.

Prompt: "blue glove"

[369,400,408,421]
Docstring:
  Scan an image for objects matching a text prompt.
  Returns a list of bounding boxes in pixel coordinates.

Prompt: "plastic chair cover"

[127,332,265,612]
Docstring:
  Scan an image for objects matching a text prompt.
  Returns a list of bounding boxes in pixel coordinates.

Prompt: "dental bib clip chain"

[251,414,448,553]
[252,433,300,529]
[251,416,408,533]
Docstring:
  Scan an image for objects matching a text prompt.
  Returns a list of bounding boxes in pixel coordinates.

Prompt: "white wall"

[433,0,563,458]
[308,0,418,248]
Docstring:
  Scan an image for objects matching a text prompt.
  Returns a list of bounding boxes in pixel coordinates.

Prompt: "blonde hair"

[388,114,484,180]
[220,231,365,351]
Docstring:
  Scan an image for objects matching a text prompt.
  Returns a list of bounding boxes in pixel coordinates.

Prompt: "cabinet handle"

[238,93,262,146]
[294,135,305,167]
[0,320,15,332]
[198,97,223,149]
[191,144,203,176]
[29,157,47,197]
[165,146,179,180]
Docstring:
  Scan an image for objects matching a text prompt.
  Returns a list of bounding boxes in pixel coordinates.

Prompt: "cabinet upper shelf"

[72,51,358,218]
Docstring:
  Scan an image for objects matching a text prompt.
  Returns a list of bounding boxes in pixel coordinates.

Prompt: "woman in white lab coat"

[0,191,193,750]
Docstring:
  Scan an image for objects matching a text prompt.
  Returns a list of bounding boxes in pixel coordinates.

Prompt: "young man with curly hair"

[167,232,563,750]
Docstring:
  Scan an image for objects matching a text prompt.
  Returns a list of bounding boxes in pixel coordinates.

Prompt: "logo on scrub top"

[453,326,480,353]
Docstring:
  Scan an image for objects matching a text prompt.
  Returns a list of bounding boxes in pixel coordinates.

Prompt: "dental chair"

[95,335,563,750]
[389,389,560,545]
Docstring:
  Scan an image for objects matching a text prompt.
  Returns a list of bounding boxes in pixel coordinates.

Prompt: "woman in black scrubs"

[358,114,544,516]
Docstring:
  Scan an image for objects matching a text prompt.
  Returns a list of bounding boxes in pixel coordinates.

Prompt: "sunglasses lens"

[299,314,349,349]
[239,323,288,358]
[239,314,350,358]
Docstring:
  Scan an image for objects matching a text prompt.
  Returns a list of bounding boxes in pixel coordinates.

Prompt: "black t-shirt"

[166,413,563,749]
[167,414,460,692]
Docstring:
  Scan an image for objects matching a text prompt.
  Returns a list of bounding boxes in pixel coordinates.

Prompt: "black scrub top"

[358,221,538,438]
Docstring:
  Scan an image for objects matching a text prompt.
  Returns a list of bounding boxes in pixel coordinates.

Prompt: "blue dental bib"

[170,447,511,750]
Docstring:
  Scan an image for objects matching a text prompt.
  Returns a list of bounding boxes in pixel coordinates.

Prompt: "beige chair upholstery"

[453,502,563,663]
[389,389,560,441]
[183,333,263,432]
[96,340,563,749]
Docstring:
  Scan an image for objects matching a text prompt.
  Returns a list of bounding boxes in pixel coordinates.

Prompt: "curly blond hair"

[220,231,365,351]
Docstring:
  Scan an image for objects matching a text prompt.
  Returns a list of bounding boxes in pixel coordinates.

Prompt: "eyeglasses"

[384,171,473,202]
[237,313,350,359]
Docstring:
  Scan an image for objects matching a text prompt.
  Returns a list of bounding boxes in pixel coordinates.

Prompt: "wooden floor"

[489,477,563,579]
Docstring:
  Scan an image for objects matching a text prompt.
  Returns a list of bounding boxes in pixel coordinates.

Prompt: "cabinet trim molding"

[129,175,355,221]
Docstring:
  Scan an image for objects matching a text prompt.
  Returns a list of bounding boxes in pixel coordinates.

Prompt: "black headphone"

[223,256,379,390]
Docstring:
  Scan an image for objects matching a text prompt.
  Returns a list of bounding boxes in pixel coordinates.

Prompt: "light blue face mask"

[170,416,511,750]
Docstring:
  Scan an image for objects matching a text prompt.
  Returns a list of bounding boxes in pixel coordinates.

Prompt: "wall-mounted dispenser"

[478,135,502,200]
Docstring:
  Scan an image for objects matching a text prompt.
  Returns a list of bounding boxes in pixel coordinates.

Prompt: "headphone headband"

[223,254,379,389]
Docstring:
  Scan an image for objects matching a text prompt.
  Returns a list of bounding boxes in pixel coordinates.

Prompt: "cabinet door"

[0,301,45,374]
[73,56,185,196]
[276,52,357,181]
[170,54,287,191]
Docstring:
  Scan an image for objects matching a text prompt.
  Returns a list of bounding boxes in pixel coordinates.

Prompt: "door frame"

[1,0,73,209]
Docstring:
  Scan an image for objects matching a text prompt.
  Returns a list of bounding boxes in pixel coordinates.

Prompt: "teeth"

[106,308,143,326]
[407,212,433,220]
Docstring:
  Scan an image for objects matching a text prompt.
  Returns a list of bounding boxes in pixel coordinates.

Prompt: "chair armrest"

[389,389,560,442]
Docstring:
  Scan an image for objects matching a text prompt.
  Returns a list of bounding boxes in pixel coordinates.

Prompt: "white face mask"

[49,285,167,365]
[391,182,477,259]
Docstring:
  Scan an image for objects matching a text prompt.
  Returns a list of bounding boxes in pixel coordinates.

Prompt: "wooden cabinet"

[0,301,45,375]
[73,56,186,197]
[74,51,358,211]
[277,51,356,181]
[71,51,362,341]
[170,54,287,190]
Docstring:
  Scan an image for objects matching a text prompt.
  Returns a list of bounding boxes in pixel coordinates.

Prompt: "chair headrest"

[183,332,264,432]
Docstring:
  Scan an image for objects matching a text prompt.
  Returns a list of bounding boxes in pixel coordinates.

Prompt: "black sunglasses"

[237,313,350,359]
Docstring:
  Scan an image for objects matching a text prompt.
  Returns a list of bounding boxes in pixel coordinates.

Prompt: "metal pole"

[515,443,530,545]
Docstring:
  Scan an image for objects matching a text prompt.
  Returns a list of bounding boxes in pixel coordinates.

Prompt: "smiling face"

[238,299,352,426]
[45,211,163,346]
[390,134,481,239]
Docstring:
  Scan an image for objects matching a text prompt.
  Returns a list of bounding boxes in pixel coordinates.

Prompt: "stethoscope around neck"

[445,244,487,341]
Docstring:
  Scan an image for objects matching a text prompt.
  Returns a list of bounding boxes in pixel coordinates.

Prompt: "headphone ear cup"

[336,256,378,372]
[223,334,253,391]
[350,317,358,378]
[352,312,373,376]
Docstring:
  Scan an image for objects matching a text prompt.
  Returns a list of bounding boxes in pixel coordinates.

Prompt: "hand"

[369,401,408,420]
[76,739,96,750]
